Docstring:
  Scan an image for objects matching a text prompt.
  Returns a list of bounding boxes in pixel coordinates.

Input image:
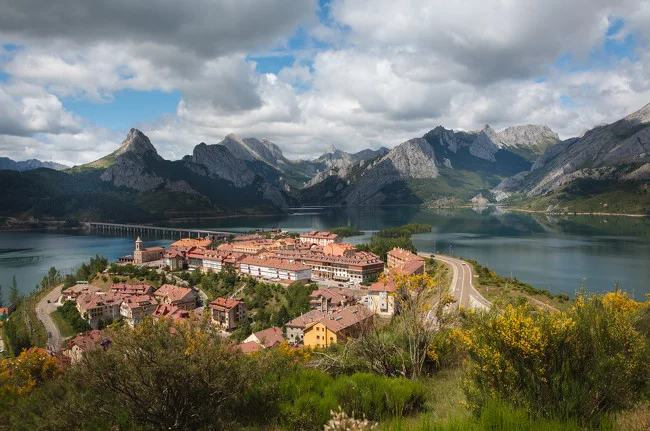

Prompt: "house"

[364,277,398,318]
[323,242,356,256]
[299,231,341,247]
[285,309,327,344]
[0,307,8,320]
[303,306,373,348]
[151,304,192,322]
[243,326,285,349]
[239,255,312,282]
[187,248,245,273]
[261,248,384,285]
[62,329,111,364]
[170,237,212,249]
[238,340,263,354]
[61,283,101,302]
[163,249,185,270]
[120,294,158,326]
[133,237,164,264]
[109,283,154,298]
[209,297,247,331]
[309,288,356,311]
[76,292,123,328]
[154,284,197,310]
[387,248,425,275]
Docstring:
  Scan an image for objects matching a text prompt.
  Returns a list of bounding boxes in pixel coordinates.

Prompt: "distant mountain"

[0,157,68,171]
[1,129,294,223]
[301,123,544,205]
[493,103,650,214]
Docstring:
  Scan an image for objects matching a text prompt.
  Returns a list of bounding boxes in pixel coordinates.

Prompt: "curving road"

[35,284,65,353]
[419,253,491,311]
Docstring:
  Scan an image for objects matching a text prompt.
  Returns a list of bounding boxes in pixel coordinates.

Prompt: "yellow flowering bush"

[465,293,650,423]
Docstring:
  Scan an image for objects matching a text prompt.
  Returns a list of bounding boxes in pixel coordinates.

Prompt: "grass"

[515,180,650,215]
[50,309,78,339]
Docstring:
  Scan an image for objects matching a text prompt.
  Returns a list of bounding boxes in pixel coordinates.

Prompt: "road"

[35,284,65,353]
[419,253,491,311]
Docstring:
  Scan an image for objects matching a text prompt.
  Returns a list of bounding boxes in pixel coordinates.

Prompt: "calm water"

[1,207,649,300]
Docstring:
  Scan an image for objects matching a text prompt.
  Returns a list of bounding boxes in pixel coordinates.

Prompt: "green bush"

[278,370,426,430]
[57,301,91,333]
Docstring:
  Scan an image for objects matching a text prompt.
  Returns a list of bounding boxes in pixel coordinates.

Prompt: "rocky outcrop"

[115,128,163,160]
[100,152,164,192]
[469,129,499,162]
[218,134,288,168]
[306,145,389,187]
[495,124,558,150]
[343,138,439,205]
[496,103,650,197]
[99,129,167,191]
[188,143,256,187]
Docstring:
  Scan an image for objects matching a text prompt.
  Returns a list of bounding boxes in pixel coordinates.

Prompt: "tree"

[0,348,62,425]
[63,318,253,430]
[393,273,438,379]
[9,275,19,305]
[274,304,290,327]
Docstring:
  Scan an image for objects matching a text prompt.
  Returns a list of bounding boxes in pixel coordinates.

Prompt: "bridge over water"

[85,222,235,241]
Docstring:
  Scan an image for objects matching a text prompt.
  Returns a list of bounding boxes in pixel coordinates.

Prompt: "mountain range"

[1,103,649,222]
[0,157,68,172]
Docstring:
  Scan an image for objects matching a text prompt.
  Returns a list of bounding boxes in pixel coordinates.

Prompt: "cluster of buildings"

[62,282,198,328]
[60,245,428,362]
[128,230,385,287]
[94,230,429,355]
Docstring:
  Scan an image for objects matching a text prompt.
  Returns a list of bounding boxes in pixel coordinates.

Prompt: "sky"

[0,0,649,166]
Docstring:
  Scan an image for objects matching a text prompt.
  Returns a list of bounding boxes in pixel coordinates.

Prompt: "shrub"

[465,291,650,424]
[278,370,426,430]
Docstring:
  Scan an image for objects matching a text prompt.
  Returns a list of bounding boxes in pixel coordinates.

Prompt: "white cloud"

[0,0,649,165]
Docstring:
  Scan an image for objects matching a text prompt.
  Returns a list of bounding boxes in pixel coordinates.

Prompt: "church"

[133,237,165,264]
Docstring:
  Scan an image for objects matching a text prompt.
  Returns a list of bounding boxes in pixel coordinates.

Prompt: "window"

[330,337,333,341]
[316,335,320,340]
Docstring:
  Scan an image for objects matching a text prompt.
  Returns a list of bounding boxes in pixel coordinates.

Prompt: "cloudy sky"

[0,0,649,166]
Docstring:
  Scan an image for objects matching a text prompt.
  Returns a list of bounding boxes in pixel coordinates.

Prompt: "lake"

[1,207,649,300]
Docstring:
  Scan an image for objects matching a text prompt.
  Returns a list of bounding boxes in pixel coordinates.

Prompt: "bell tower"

[134,236,143,263]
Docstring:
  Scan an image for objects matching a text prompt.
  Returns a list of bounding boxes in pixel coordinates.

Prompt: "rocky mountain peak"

[326,144,338,154]
[116,129,162,159]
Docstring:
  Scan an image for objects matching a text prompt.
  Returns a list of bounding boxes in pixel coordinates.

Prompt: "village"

[59,230,428,361]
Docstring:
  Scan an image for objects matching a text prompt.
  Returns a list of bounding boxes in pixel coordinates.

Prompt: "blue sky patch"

[63,89,181,130]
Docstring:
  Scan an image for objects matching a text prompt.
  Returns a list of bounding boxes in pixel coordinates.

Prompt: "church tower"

[134,236,143,263]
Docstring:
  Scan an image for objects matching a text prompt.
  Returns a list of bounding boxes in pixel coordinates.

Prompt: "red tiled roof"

[238,340,262,354]
[152,304,192,321]
[164,249,184,259]
[368,278,397,292]
[154,284,197,304]
[210,297,243,311]
[62,284,101,295]
[388,248,422,261]
[286,310,327,328]
[306,306,373,333]
[397,259,425,275]
[77,292,122,310]
[65,329,111,352]
[240,255,310,272]
[252,326,285,348]
[300,231,340,240]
